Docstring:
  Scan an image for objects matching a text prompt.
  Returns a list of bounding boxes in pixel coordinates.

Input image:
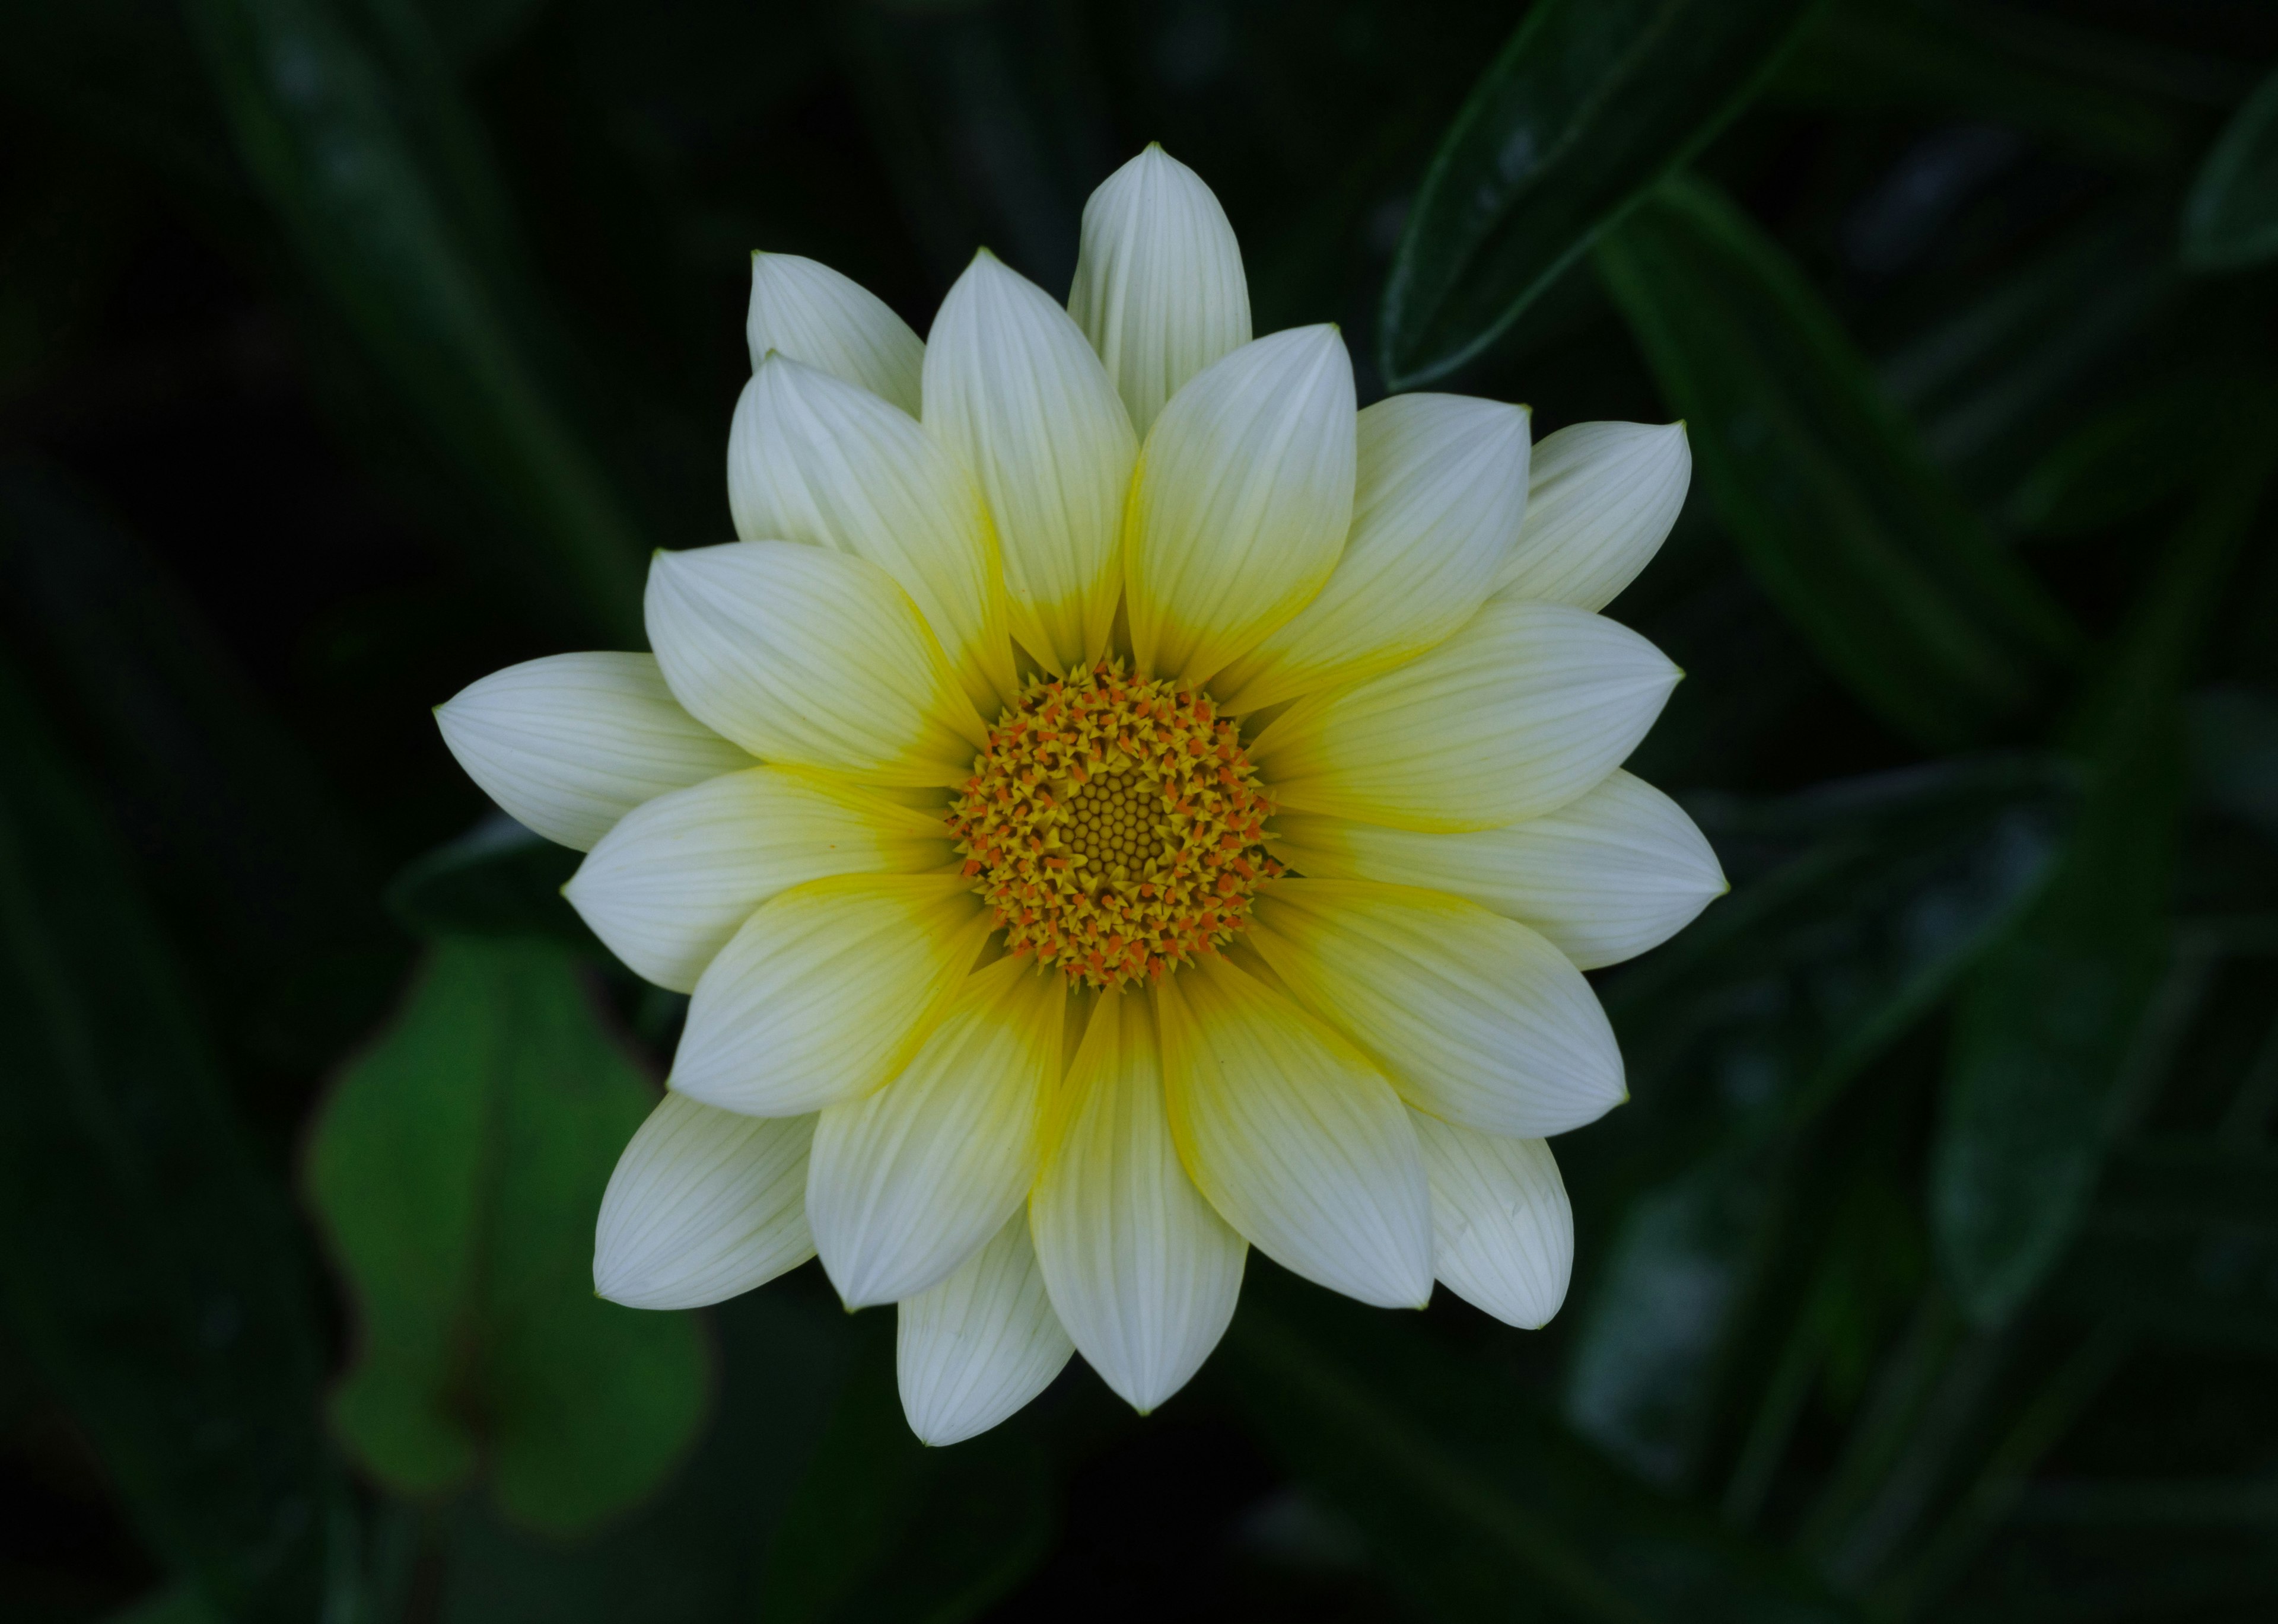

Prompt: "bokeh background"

[5,1,2278,1619]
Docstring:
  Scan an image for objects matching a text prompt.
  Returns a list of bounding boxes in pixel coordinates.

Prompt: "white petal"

[1270,770,1727,970]
[1067,144,1251,435]
[672,875,992,1116]
[1157,954,1431,1309]
[435,652,752,851]
[645,542,986,787]
[807,958,1065,1308]
[1249,881,1625,1139]
[746,251,925,416]
[1215,394,1531,714]
[1032,988,1245,1414]
[1249,596,1681,832]
[565,766,953,992]
[593,1092,815,1310]
[1126,326,1357,685]
[1412,1114,1572,1329]
[1497,422,1689,609]
[923,251,1138,674]
[896,1212,1074,1446]
[728,356,1015,714]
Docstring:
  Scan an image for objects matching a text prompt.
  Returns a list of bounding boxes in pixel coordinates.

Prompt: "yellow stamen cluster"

[947,662,1281,989]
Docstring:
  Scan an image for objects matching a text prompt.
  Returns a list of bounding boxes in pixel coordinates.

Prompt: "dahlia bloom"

[436,147,1722,1445]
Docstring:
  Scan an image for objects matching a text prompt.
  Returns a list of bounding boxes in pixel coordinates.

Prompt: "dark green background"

[4,0,2278,1619]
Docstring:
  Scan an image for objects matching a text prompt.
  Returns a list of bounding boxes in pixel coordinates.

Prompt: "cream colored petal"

[727,356,1015,712]
[1125,326,1356,686]
[746,251,925,416]
[435,652,753,852]
[807,958,1065,1308]
[1249,881,1624,1139]
[565,766,953,993]
[1497,421,1689,609]
[1269,770,1726,970]
[671,875,992,1116]
[646,542,987,787]
[1067,144,1251,435]
[1032,988,1245,1415]
[896,1211,1074,1446]
[1411,1113,1571,1329]
[1156,954,1430,1309]
[923,251,1138,674]
[593,1092,815,1310]
[1249,597,1680,832]
[1214,395,1531,714]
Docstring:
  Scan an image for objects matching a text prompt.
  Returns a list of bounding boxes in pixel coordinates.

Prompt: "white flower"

[436,144,1722,1445]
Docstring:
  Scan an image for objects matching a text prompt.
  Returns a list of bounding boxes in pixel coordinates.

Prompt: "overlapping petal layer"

[1269,770,1726,970]
[647,542,987,786]
[1412,1114,1573,1329]
[924,252,1137,673]
[1215,394,1529,713]
[1158,956,1431,1309]
[898,1212,1074,1447]
[1125,326,1356,686]
[728,355,1016,710]
[672,875,992,1116]
[807,958,1065,1308]
[593,1093,815,1310]
[1067,144,1251,435]
[1250,881,1625,1138]
[1249,596,1681,832]
[435,652,753,851]
[565,766,953,992]
[1032,989,1246,1413]
[1498,421,1689,609]
[745,251,925,416]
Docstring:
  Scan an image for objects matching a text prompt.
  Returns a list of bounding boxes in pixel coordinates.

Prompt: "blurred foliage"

[1,0,2276,1620]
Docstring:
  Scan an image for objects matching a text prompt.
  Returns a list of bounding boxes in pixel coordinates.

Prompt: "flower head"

[436,146,1722,1445]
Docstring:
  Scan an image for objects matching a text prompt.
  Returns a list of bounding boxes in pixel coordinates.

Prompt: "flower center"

[946,661,1281,989]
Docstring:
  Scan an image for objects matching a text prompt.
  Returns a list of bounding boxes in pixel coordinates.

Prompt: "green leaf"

[756,1316,1055,1624]
[2183,66,2278,271]
[385,816,594,950]
[2002,371,2243,539]
[2054,1139,2278,1350]
[305,937,704,1534]
[2191,684,2278,845]
[1932,432,2278,1326]
[1220,1267,1863,1624]
[180,0,649,644]
[1770,0,2187,170]
[0,653,340,1622]
[1596,176,2082,750]
[1379,0,1819,390]
[441,1287,851,1623]
[1568,757,2068,1482]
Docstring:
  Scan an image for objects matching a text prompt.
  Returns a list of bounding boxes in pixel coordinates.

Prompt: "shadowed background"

[4,1,2278,1620]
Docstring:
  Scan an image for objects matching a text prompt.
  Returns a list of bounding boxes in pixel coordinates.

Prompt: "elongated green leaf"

[1379,0,1818,389]
[1597,176,2082,749]
[0,654,339,1622]
[1771,0,2187,170]
[2183,66,2278,271]
[182,0,648,644]
[1221,1267,1862,1624]
[2054,1140,2278,1349]
[306,938,704,1534]
[2002,371,2242,539]
[756,1317,1055,1624]
[1568,758,2067,1481]
[1932,434,2278,1326]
